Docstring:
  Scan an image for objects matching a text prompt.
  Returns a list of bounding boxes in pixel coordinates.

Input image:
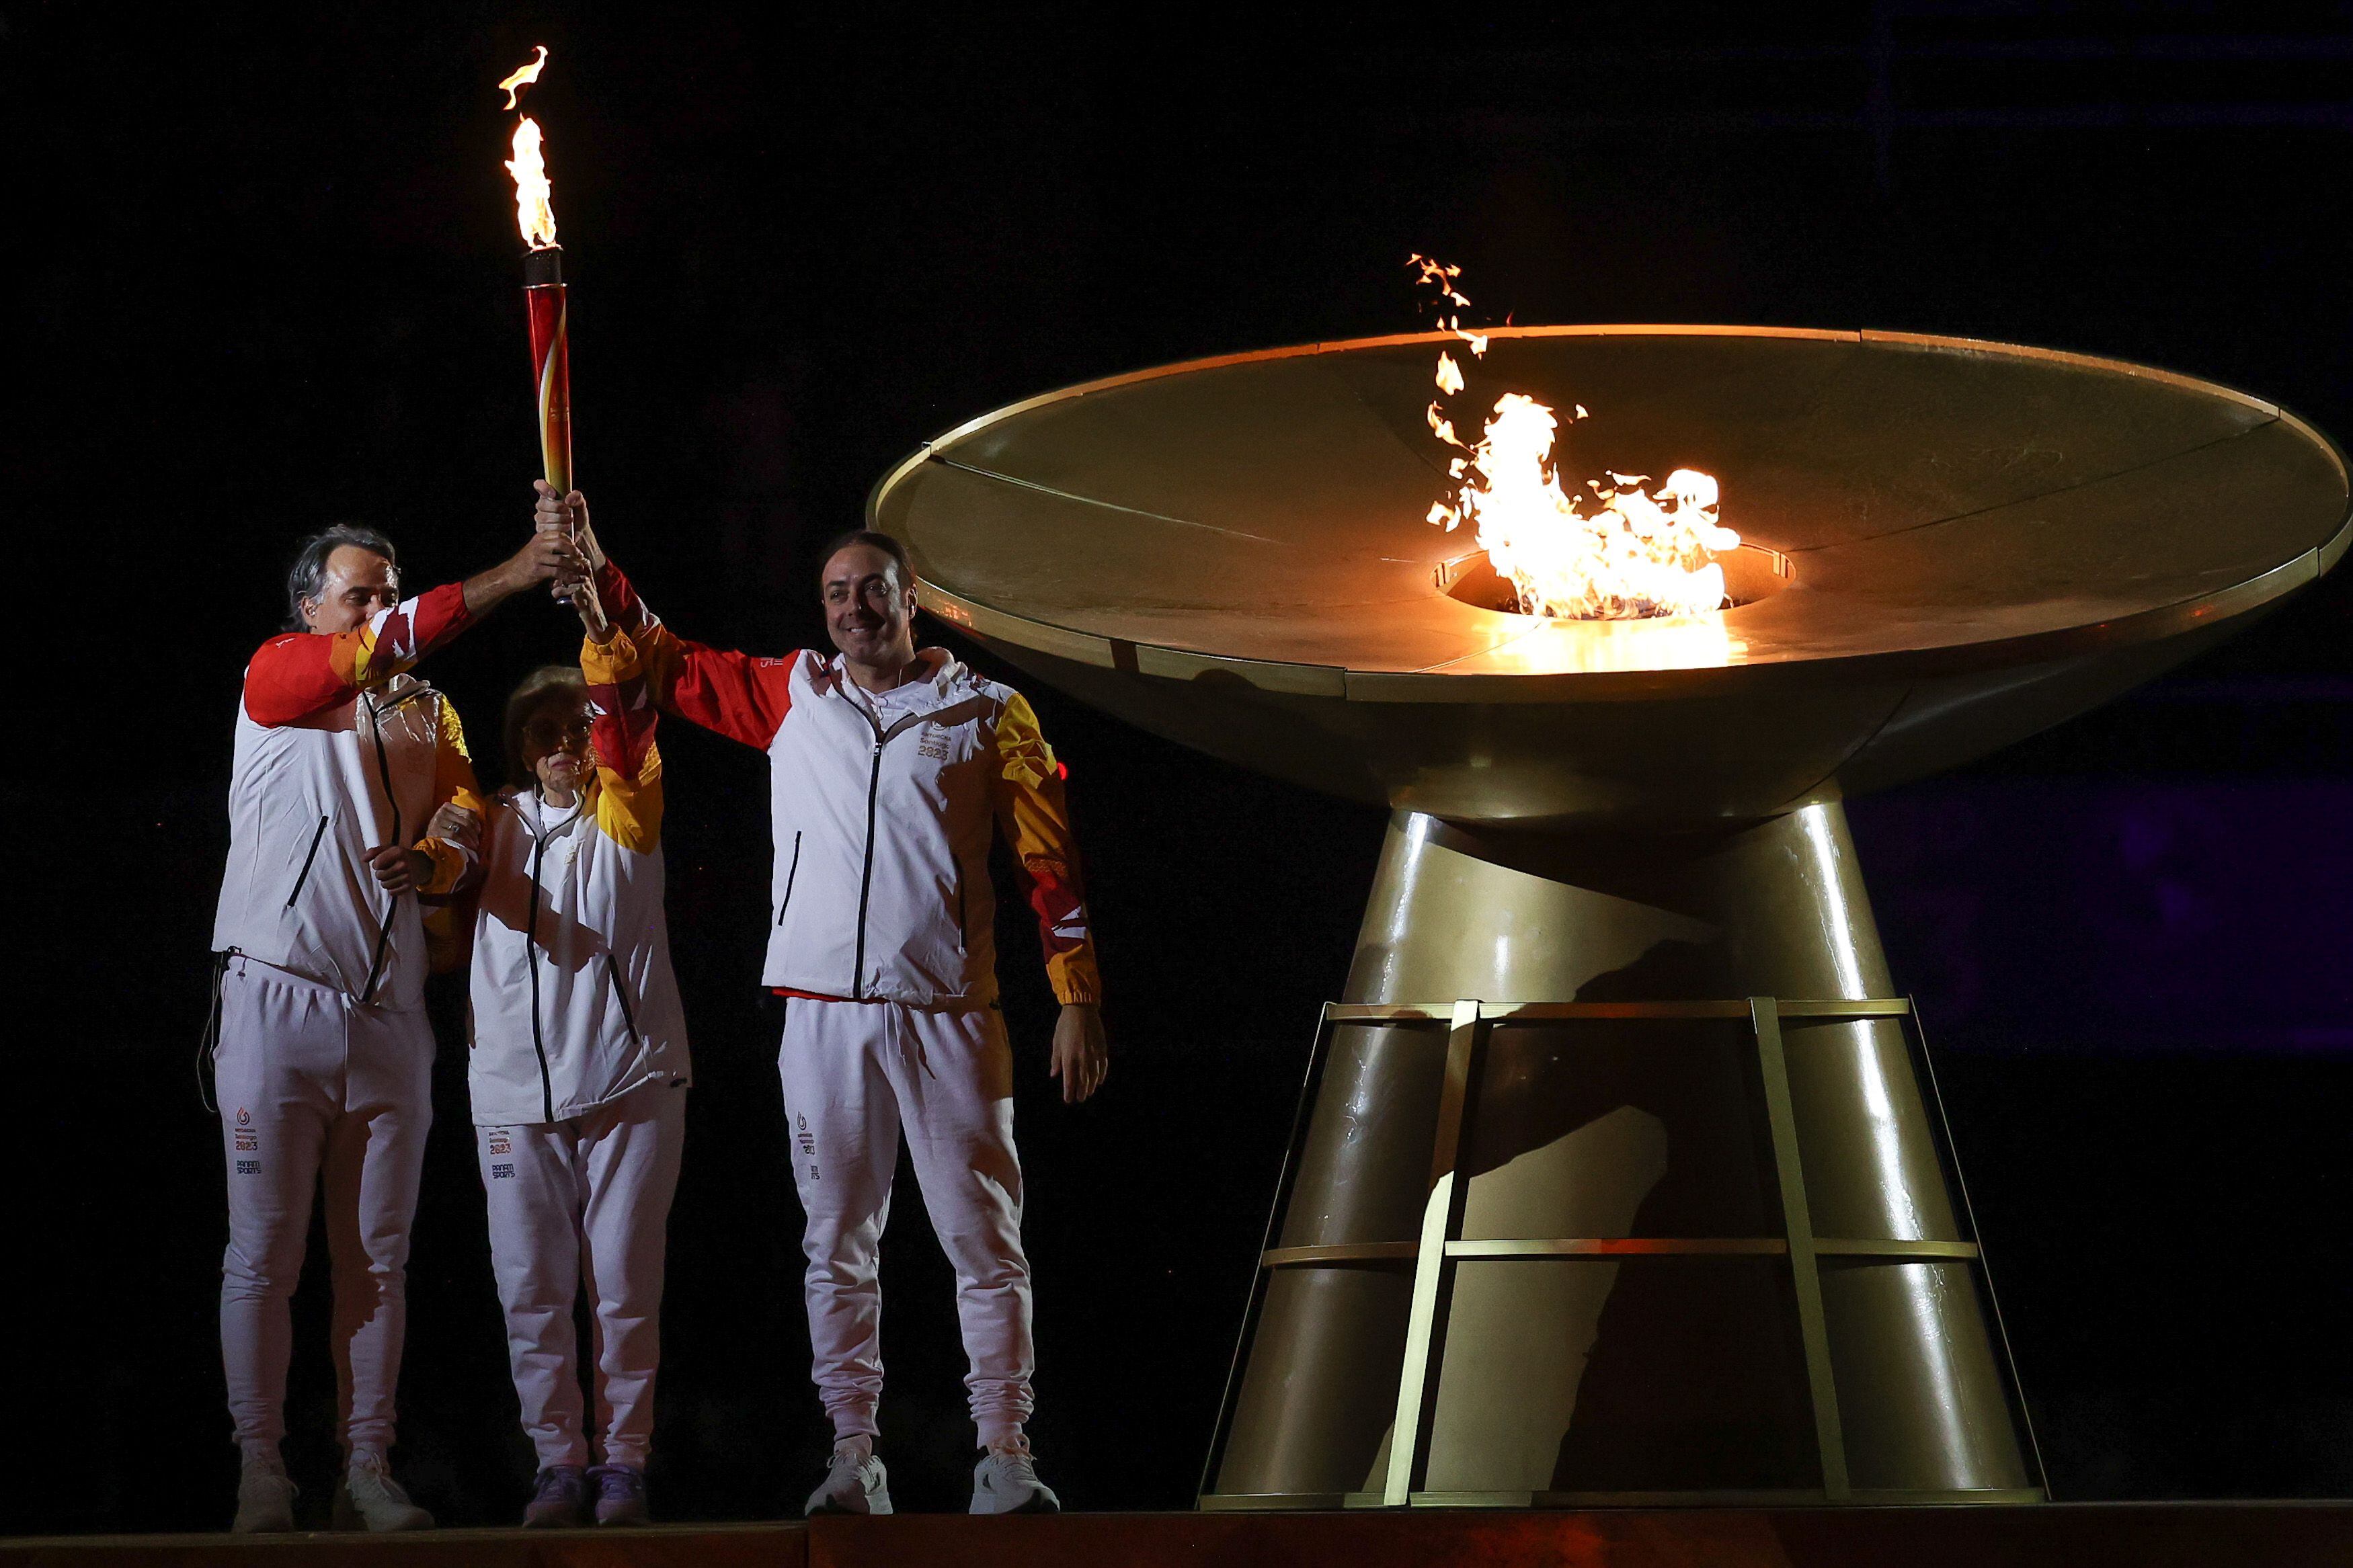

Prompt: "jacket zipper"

[358,698,401,1005]
[524,829,557,1123]
[520,793,587,1124]
[850,739,884,999]
[605,952,642,1043]
[285,814,329,909]
[776,831,802,926]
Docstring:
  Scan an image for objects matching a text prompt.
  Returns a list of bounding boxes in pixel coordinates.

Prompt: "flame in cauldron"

[1414,258,1737,620]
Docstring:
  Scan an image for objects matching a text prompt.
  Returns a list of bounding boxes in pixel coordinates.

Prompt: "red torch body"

[524,246,572,496]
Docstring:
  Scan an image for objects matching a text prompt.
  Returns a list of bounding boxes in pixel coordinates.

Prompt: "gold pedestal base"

[1205,804,2041,1507]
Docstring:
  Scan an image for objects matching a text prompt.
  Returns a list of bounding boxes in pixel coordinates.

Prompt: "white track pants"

[779,999,1033,1447]
[213,956,433,1460]
[477,1080,687,1469]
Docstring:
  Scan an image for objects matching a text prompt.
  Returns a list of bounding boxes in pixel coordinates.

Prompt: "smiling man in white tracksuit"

[463,583,690,1530]
[534,481,1109,1516]
[208,520,579,1534]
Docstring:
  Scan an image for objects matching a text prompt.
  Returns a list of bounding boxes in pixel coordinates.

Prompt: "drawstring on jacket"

[195,948,236,1114]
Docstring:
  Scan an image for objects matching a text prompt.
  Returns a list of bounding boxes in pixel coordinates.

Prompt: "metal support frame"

[1751,997,1848,1499]
[1201,995,2047,1510]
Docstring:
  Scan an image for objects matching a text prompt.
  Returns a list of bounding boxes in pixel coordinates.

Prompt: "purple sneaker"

[522,1464,588,1528]
[589,1462,650,1526]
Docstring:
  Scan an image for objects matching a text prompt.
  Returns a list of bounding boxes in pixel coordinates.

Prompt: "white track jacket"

[212,585,479,1008]
[467,632,689,1125]
[588,564,1100,1009]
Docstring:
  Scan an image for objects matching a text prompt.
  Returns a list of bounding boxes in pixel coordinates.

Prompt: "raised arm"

[243,584,470,727]
[243,530,581,727]
[536,483,795,749]
[581,624,664,854]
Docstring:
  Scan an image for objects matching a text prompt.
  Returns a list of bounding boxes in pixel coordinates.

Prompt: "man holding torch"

[536,484,1108,1516]
[209,520,580,1533]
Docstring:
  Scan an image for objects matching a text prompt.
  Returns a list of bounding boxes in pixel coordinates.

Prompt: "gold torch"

[500,48,575,585]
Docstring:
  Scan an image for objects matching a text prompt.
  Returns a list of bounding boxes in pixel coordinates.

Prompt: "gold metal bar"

[1901,998,2053,1499]
[1201,1001,1341,1501]
[1444,1237,1788,1258]
[1519,1489,1831,1508]
[1323,1003,1457,1022]
[1774,998,1915,1019]
[1263,1236,1975,1267]
[1194,1491,1353,1512]
[1201,1485,2047,1510]
[1846,1487,2051,1505]
[1482,999,1757,1022]
[1261,1241,1422,1267]
[1753,995,1851,1501]
[1481,999,1910,1023]
[1384,997,1484,1508]
[1812,1238,1980,1260]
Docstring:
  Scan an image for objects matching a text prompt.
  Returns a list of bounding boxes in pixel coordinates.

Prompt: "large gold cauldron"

[871,327,2348,1507]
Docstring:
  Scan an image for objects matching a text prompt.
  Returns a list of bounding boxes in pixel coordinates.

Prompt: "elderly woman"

[465,580,689,1529]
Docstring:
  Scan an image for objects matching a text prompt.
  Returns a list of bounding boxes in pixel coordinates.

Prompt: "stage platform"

[7,1504,2353,1567]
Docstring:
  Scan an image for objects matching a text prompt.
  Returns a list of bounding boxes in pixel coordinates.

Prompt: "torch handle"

[525,280,573,496]
[524,261,575,601]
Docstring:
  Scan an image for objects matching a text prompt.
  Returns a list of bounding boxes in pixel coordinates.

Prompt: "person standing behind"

[532,482,1109,1517]
[210,520,579,1534]
[463,573,690,1530]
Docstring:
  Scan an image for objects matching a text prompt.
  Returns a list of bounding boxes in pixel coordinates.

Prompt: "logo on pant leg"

[491,1163,515,1180]
[796,1112,819,1180]
[488,1132,512,1155]
[235,1130,258,1153]
[235,1160,260,1175]
[236,1107,250,1126]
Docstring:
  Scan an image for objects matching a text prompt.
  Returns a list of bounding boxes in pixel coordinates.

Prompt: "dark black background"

[8,0,2353,1534]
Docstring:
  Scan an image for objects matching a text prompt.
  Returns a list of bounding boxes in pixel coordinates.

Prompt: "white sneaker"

[332,1452,434,1532]
[231,1460,298,1533]
[805,1444,892,1516]
[971,1447,1061,1514]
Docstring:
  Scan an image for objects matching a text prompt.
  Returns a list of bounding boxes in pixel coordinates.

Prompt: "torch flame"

[506,117,559,250]
[1412,257,1737,620]
[497,45,549,111]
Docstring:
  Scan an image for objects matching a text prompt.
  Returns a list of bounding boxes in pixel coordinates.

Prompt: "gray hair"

[285,524,399,629]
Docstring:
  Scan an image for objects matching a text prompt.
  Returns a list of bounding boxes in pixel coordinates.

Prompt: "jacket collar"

[499,782,595,843]
[815,649,971,725]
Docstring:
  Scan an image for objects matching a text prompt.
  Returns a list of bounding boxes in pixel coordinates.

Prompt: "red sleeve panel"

[659,638,797,749]
[594,561,649,637]
[241,581,474,727]
[599,563,794,749]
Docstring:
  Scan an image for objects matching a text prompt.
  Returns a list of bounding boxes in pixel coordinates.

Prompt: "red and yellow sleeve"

[596,563,794,749]
[992,692,1101,1005]
[241,581,474,727]
[582,626,664,854]
[413,696,485,897]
